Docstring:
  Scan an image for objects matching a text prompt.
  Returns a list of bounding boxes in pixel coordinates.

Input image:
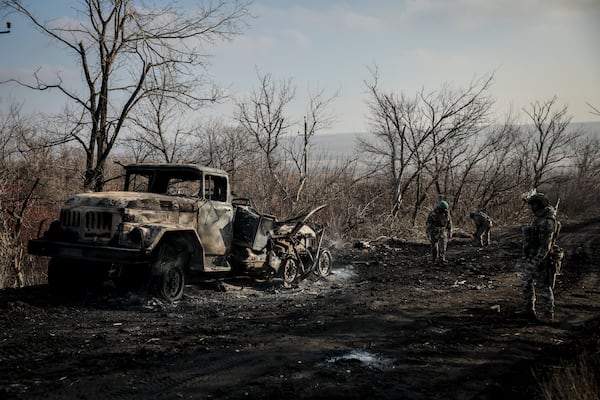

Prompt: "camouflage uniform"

[426,202,452,262]
[470,212,493,247]
[521,194,563,322]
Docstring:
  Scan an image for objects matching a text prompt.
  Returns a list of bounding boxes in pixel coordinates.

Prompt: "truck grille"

[85,211,113,232]
[60,209,115,238]
[61,210,81,228]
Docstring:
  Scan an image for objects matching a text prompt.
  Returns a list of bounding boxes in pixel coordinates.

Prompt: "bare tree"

[439,115,528,224]
[0,101,57,287]
[471,123,526,210]
[235,69,295,200]
[235,71,346,215]
[571,135,600,180]
[560,134,600,216]
[285,85,338,202]
[361,67,495,221]
[1,0,251,191]
[521,96,578,188]
[188,119,255,181]
[125,68,195,164]
[587,102,600,117]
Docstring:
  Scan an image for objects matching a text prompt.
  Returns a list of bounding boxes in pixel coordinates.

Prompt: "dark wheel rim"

[153,240,188,302]
[282,258,298,285]
[317,250,332,277]
[162,266,184,300]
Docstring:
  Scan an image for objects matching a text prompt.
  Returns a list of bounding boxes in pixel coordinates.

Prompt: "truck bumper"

[28,239,148,264]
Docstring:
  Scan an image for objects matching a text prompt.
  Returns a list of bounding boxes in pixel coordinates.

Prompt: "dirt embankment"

[1,219,599,400]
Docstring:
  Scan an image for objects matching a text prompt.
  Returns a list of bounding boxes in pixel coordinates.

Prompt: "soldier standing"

[469,211,493,247]
[426,200,452,263]
[521,193,563,323]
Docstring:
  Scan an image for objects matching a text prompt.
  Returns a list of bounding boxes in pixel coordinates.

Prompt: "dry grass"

[536,351,600,400]
[0,232,47,288]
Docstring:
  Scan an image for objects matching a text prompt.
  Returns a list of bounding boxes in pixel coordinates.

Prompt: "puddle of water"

[327,349,393,369]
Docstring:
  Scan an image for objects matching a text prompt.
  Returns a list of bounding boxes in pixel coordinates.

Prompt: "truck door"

[196,174,234,256]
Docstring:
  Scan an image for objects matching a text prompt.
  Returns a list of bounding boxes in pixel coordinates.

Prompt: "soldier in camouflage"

[469,211,493,247]
[426,200,453,263]
[521,193,563,323]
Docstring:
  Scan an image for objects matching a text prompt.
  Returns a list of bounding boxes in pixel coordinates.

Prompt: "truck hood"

[64,191,197,212]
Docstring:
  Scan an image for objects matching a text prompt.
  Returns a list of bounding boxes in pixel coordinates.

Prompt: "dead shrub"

[536,351,600,400]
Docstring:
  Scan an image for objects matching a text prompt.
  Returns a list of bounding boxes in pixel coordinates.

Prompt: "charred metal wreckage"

[28,164,332,301]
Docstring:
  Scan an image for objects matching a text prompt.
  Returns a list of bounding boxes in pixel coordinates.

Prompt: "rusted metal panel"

[232,206,276,251]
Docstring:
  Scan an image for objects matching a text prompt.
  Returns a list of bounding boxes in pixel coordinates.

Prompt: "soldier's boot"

[440,247,448,263]
[542,311,555,324]
[431,248,438,262]
[517,304,537,321]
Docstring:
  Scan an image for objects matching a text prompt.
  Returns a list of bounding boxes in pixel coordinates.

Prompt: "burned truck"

[28,164,332,302]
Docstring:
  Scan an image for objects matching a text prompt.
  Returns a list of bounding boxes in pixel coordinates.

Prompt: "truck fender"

[146,227,205,270]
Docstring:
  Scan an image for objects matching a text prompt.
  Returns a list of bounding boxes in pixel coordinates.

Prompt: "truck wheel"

[282,258,298,287]
[315,249,332,277]
[151,239,189,302]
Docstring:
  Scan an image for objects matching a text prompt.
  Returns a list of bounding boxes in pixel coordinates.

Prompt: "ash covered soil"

[1,219,600,400]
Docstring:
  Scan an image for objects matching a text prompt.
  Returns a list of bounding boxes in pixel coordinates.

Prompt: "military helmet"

[527,193,549,207]
[437,200,449,210]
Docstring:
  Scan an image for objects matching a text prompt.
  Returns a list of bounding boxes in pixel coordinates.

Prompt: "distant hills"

[309,121,600,159]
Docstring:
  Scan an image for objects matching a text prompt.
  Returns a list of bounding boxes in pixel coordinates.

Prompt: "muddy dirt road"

[1,220,599,399]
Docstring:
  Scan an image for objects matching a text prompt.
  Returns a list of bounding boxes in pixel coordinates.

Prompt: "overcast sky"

[1,0,599,134]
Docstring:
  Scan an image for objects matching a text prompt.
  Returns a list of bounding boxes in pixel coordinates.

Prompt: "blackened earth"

[1,219,600,400]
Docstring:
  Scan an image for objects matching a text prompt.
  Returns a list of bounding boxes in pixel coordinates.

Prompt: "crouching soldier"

[426,200,452,263]
[469,211,493,247]
[521,193,564,323]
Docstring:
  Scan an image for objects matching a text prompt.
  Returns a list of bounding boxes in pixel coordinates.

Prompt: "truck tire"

[150,239,189,302]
